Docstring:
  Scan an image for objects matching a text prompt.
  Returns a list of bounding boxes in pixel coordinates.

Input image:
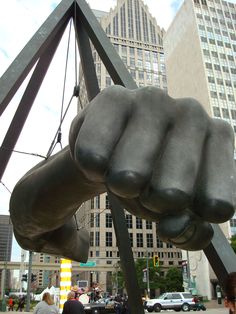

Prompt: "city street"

[0,309,229,314]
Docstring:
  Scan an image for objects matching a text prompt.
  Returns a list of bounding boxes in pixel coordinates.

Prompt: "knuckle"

[178,98,208,121]
[75,147,107,182]
[211,118,234,140]
[107,170,146,198]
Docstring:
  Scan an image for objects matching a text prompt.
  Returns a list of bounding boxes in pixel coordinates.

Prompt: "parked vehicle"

[83,297,116,314]
[144,292,196,312]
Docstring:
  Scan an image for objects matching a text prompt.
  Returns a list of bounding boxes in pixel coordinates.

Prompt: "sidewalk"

[204,299,225,309]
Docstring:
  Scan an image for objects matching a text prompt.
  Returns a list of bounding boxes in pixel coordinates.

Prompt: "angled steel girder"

[0,1,235,311]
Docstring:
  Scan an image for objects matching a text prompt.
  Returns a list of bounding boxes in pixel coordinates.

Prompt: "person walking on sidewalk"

[33,292,59,314]
[62,291,85,314]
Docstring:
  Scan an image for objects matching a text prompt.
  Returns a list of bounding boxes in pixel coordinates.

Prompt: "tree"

[164,267,183,292]
[230,234,236,253]
[135,258,165,291]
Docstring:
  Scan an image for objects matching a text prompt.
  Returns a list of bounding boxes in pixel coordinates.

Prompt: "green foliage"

[230,234,236,253]
[135,258,165,290]
[164,267,183,292]
[112,266,125,292]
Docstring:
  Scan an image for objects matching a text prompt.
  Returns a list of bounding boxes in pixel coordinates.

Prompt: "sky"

[0,0,236,263]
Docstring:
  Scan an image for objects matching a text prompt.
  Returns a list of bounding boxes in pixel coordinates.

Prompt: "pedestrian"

[224,272,236,314]
[114,294,122,314]
[8,297,14,311]
[33,292,59,314]
[62,291,85,314]
[16,296,25,312]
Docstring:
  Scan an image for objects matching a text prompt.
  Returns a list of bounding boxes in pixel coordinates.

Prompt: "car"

[143,292,196,312]
[83,298,115,314]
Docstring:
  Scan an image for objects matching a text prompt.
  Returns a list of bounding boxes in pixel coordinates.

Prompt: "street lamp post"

[146,252,150,299]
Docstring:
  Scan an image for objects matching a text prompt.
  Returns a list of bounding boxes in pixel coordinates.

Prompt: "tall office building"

[78,0,183,294]
[164,0,236,299]
[0,215,13,293]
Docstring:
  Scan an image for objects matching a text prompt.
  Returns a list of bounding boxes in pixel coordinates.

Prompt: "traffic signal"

[153,255,159,267]
[31,274,37,282]
[22,274,27,282]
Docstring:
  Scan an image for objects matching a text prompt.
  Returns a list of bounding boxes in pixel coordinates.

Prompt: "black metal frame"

[0,0,235,311]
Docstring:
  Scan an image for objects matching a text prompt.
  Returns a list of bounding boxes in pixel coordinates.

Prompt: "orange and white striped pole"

[59,259,72,313]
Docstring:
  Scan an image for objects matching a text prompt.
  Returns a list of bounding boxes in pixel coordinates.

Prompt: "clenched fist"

[10,85,236,261]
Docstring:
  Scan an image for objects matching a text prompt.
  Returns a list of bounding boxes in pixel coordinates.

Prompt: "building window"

[136,217,142,229]
[106,251,112,258]
[95,214,100,228]
[213,106,221,117]
[105,194,110,209]
[137,233,143,247]
[91,198,94,209]
[222,108,230,119]
[90,232,94,246]
[106,77,112,87]
[106,232,112,247]
[95,231,100,246]
[231,109,236,120]
[129,233,133,247]
[106,213,112,228]
[157,237,163,248]
[146,221,152,229]
[120,4,126,38]
[95,196,100,209]
[121,45,127,55]
[126,214,133,229]
[146,234,153,248]
[90,213,94,228]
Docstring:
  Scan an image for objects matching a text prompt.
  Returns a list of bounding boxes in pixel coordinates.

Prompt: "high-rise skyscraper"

[164,0,236,299]
[78,0,183,294]
[0,215,13,294]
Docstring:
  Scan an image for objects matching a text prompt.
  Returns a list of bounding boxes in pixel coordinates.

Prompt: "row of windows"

[197,13,236,31]
[201,36,236,52]
[210,90,235,102]
[230,218,236,227]
[195,0,236,21]
[90,231,174,249]
[199,24,236,41]
[203,48,235,62]
[212,106,236,121]
[89,250,182,260]
[205,62,236,75]
[90,211,159,230]
[112,45,164,64]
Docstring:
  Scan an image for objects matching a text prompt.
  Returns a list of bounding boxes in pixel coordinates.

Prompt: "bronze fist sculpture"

[10,86,236,262]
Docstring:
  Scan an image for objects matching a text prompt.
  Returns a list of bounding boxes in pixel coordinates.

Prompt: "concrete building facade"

[164,0,236,300]
[0,215,13,294]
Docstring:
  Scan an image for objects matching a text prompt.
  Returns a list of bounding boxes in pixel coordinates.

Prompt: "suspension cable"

[46,94,74,158]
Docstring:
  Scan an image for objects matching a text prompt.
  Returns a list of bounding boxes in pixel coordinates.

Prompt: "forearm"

[10,146,106,237]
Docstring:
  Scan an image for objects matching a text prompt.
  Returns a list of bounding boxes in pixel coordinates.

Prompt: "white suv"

[144,292,196,312]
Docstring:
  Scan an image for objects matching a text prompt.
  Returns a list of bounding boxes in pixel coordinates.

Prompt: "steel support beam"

[0,0,74,116]
[74,16,100,101]
[204,224,236,291]
[109,193,145,314]
[75,0,137,90]
[0,20,67,182]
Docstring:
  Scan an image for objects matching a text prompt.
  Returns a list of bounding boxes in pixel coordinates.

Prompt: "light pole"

[26,251,33,312]
[146,252,150,299]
